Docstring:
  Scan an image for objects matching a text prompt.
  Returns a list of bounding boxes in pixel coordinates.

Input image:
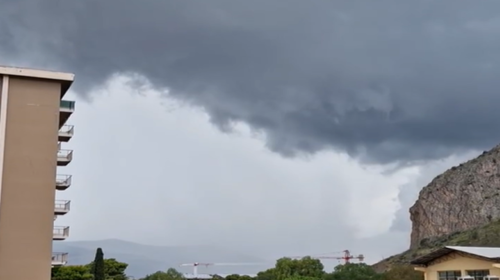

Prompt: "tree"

[381,265,423,280]
[324,263,380,280]
[165,268,184,280]
[256,268,277,280]
[51,265,93,280]
[274,257,324,280]
[238,275,254,280]
[285,276,321,280]
[141,268,185,280]
[226,274,244,280]
[91,248,105,280]
[87,258,129,280]
[52,254,129,280]
[103,258,129,280]
[141,271,169,280]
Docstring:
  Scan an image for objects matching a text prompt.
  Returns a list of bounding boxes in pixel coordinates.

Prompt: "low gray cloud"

[2,0,500,163]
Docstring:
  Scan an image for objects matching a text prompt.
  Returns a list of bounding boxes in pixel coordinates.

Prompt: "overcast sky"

[1,0,499,264]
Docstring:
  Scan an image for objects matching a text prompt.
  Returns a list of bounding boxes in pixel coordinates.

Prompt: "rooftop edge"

[0,65,74,81]
[0,65,75,98]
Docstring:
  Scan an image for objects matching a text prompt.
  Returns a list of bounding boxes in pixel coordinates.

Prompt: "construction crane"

[289,250,364,265]
[179,262,265,278]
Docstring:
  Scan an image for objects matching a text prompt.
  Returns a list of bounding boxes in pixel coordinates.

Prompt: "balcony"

[52,252,68,266]
[59,100,75,128]
[54,200,70,215]
[53,226,70,241]
[57,149,73,166]
[56,174,72,190]
[58,125,74,142]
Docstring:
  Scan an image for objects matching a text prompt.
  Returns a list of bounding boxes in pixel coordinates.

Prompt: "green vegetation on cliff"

[373,219,500,272]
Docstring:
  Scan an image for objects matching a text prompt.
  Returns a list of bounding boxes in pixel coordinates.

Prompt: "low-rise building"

[411,246,500,280]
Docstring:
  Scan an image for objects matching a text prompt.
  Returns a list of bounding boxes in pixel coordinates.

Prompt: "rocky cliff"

[409,145,500,249]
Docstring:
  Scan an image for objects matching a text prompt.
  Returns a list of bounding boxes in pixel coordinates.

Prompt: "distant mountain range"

[53,239,272,278]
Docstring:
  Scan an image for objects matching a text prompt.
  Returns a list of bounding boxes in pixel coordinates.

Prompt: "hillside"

[409,145,500,248]
[53,239,271,278]
[373,144,500,272]
[373,219,500,272]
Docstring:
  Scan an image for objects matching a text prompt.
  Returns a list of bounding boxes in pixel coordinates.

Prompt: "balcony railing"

[54,200,70,215]
[56,174,72,190]
[53,226,70,240]
[60,100,75,110]
[57,149,73,166]
[52,252,68,266]
[59,100,75,127]
[59,125,74,134]
[57,149,73,159]
[58,125,74,141]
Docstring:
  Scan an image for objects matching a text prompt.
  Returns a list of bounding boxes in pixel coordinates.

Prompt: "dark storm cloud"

[2,0,500,163]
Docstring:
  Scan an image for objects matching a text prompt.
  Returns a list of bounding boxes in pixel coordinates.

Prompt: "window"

[439,271,462,280]
[466,270,490,280]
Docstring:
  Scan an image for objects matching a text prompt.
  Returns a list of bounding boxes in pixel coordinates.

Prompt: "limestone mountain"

[373,144,500,272]
[410,145,500,248]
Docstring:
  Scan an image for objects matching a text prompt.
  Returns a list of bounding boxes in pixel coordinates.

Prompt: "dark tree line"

[51,248,128,280]
[52,249,423,280]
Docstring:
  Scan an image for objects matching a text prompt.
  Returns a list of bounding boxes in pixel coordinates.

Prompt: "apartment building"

[0,66,75,280]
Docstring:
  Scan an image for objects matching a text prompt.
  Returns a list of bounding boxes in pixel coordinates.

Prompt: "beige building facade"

[0,66,75,280]
[412,246,500,280]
